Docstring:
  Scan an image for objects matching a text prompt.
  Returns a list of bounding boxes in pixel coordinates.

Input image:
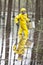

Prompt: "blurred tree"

[30,0,40,65]
[15,0,36,12]
[0,0,2,28]
[37,0,43,64]
[1,0,6,61]
[0,0,2,63]
[5,0,12,65]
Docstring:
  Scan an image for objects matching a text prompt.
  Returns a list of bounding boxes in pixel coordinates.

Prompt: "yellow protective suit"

[13,13,30,54]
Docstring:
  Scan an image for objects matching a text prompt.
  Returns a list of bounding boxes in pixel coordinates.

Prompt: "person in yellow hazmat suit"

[13,8,31,60]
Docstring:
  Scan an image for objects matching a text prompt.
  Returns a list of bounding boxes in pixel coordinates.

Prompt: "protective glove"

[27,20,32,29]
[12,15,15,18]
[16,23,19,27]
[29,20,31,22]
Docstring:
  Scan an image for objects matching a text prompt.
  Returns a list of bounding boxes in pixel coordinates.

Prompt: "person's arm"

[26,17,31,22]
[14,14,20,26]
[14,15,19,23]
[26,14,32,29]
[25,14,31,22]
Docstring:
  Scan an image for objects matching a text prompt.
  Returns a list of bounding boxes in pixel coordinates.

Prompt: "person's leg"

[17,26,29,55]
[17,27,24,60]
[18,27,23,40]
[16,26,29,60]
[13,27,22,53]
